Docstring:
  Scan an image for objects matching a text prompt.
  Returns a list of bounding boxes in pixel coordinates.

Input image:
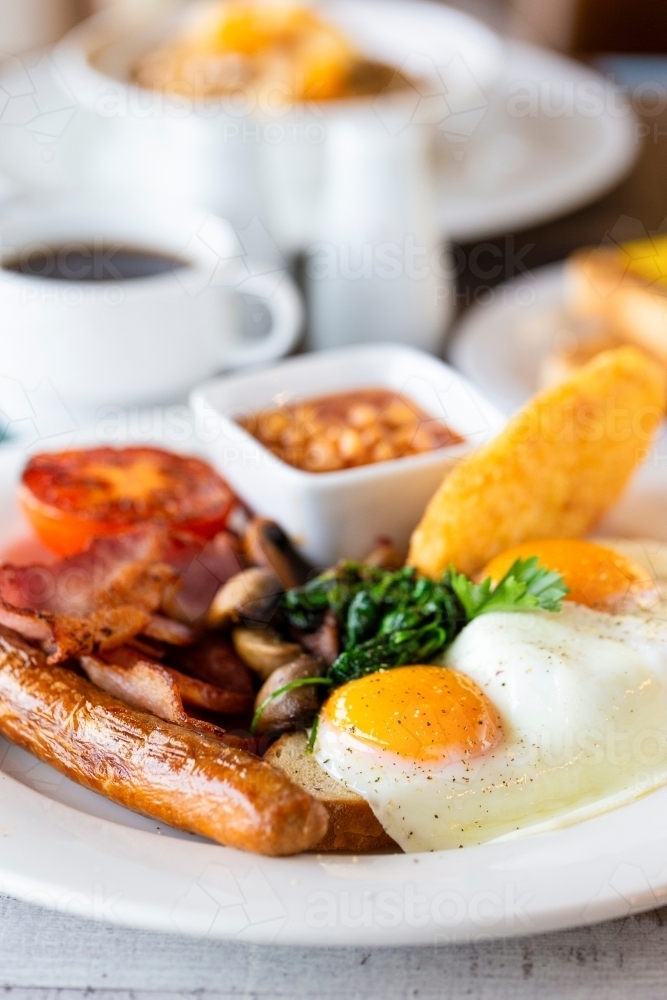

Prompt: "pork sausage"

[0,625,328,856]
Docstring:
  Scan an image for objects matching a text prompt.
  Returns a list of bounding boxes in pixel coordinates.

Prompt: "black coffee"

[2,242,188,281]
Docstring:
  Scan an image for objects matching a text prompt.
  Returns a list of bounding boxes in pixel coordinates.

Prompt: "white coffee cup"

[0,196,303,410]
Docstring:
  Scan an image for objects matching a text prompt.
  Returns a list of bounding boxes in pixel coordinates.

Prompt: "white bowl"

[53,1,505,250]
[190,344,504,566]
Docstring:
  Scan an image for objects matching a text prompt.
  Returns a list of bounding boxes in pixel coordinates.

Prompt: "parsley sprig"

[449,557,568,618]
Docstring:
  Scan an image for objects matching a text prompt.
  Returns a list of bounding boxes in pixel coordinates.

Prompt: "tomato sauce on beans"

[239,388,463,473]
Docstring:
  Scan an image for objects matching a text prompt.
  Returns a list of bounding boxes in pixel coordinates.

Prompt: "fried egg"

[314,538,667,852]
[483,538,656,612]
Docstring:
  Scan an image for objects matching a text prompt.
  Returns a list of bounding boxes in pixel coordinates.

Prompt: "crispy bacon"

[162,531,245,624]
[0,526,248,664]
[162,666,251,714]
[51,607,153,662]
[80,653,186,724]
[142,614,197,646]
[82,645,252,731]
[83,654,254,749]
[170,634,255,696]
[0,606,51,644]
[0,527,176,663]
[0,603,154,666]
[102,643,252,714]
[0,527,173,614]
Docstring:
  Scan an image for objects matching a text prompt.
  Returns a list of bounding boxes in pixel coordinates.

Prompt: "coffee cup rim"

[0,195,241,289]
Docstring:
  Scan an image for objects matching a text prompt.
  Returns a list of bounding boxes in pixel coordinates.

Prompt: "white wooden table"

[2,893,667,999]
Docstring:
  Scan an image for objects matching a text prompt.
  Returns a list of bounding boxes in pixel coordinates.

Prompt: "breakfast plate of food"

[1,344,667,944]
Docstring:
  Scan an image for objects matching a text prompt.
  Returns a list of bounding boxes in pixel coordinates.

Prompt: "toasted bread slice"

[538,330,625,390]
[265,731,399,853]
[567,244,667,367]
[539,331,667,404]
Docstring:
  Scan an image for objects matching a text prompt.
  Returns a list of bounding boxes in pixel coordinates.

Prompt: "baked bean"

[239,388,463,473]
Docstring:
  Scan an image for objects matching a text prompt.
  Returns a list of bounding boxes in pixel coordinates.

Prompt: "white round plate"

[438,42,638,241]
[449,261,578,413]
[0,39,635,244]
[2,427,667,944]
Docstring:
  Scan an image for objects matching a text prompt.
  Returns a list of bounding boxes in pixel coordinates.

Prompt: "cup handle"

[220,265,304,370]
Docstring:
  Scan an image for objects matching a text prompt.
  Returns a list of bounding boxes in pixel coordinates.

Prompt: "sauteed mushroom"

[363,539,403,570]
[244,518,312,589]
[207,568,283,628]
[232,626,303,681]
[253,655,322,735]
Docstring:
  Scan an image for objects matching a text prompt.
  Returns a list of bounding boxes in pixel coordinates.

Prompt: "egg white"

[315,602,667,852]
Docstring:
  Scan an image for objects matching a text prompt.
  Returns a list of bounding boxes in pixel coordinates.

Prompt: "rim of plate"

[440,42,639,242]
[448,261,570,413]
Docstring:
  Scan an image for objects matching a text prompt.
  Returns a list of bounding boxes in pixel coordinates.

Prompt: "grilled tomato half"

[20,446,236,555]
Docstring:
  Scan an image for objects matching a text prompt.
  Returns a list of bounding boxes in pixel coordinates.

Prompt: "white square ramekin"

[190,344,504,566]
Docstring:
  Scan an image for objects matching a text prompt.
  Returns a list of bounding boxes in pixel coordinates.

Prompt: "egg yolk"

[482,538,654,611]
[322,666,502,762]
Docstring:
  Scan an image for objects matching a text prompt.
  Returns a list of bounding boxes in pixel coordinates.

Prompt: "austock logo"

[373,53,490,142]
[584,861,667,944]
[171,863,287,940]
[0,376,76,451]
[305,882,534,935]
[0,50,77,156]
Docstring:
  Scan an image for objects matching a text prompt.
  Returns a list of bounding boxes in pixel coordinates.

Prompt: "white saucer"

[0,41,637,244]
[438,42,638,242]
[449,261,575,413]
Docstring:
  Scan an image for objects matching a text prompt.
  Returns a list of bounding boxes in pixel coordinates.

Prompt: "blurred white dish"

[305,119,452,354]
[0,41,635,247]
[448,261,578,413]
[0,195,303,410]
[50,0,504,247]
[190,343,504,565]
